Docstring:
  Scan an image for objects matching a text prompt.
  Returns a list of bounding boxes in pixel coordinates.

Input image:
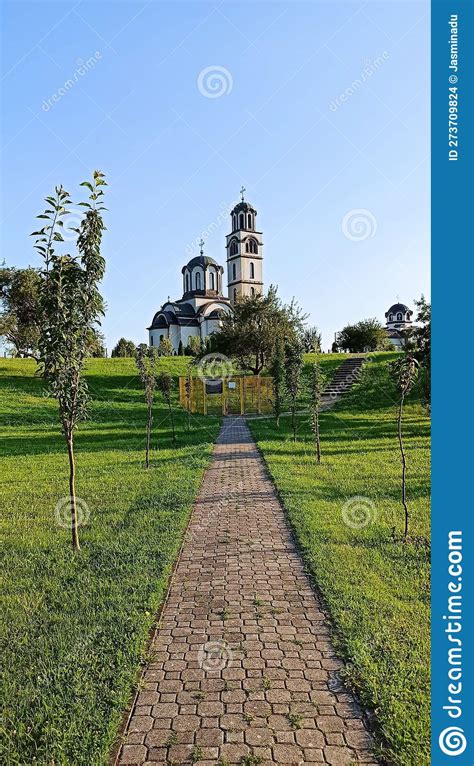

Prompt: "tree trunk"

[291,399,296,442]
[67,435,80,551]
[168,400,176,442]
[315,409,321,464]
[146,403,152,468]
[397,393,409,539]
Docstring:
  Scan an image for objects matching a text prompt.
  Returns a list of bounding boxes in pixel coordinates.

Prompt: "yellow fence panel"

[179,375,274,416]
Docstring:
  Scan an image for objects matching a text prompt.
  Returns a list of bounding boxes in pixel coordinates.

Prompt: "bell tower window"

[239,213,244,228]
[248,213,252,229]
[195,272,201,290]
[232,263,236,280]
[397,312,402,321]
[230,239,238,256]
[185,274,189,292]
[210,271,215,290]
[250,262,255,279]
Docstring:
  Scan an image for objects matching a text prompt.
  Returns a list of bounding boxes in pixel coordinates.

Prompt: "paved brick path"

[117,418,377,766]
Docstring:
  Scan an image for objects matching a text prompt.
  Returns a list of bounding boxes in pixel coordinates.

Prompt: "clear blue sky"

[1,0,430,352]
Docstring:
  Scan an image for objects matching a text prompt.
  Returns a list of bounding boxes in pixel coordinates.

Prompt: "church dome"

[386,302,410,315]
[231,200,256,215]
[182,254,221,272]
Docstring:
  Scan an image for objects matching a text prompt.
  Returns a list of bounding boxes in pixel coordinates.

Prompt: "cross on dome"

[239,185,246,201]
[199,238,205,255]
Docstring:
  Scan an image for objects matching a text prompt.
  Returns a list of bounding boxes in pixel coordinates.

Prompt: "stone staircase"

[321,355,367,408]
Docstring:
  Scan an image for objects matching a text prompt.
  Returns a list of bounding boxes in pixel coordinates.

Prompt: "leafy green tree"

[270,336,285,427]
[0,265,41,358]
[111,337,136,357]
[211,286,306,375]
[390,353,419,540]
[284,338,304,441]
[309,356,324,463]
[186,336,202,356]
[0,265,104,359]
[158,336,174,356]
[336,318,391,353]
[408,296,431,408]
[135,344,160,468]
[33,171,107,550]
[301,326,322,353]
[86,329,106,357]
[156,371,176,442]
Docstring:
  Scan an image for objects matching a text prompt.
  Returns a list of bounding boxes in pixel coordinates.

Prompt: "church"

[384,301,413,348]
[147,191,263,352]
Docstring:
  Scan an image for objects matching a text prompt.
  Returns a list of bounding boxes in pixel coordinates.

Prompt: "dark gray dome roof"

[231,200,256,214]
[183,255,221,272]
[386,303,411,314]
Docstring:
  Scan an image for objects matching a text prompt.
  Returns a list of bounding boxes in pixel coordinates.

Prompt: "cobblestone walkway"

[117,418,377,766]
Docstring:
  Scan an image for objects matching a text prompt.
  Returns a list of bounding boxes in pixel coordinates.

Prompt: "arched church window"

[210,271,215,290]
[150,336,154,346]
[250,287,255,297]
[389,314,393,322]
[247,239,257,254]
[230,240,238,256]
[232,263,236,280]
[196,272,201,290]
[248,213,252,229]
[185,274,189,292]
[239,213,244,228]
[250,262,255,279]
[397,312,402,321]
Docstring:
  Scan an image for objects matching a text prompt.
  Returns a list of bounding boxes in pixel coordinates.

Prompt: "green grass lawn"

[0,357,220,766]
[248,352,430,766]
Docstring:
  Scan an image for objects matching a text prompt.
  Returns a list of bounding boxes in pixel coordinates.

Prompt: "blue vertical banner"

[432,0,474,764]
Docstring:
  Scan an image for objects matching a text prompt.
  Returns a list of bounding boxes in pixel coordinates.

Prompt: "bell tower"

[226,187,263,306]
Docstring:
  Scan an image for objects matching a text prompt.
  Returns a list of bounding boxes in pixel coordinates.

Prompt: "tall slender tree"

[390,353,419,540]
[284,339,304,442]
[33,171,107,550]
[270,336,285,427]
[157,371,176,443]
[135,344,160,468]
[309,355,324,463]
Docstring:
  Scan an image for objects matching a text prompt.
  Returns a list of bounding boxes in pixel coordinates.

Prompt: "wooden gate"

[179,375,273,416]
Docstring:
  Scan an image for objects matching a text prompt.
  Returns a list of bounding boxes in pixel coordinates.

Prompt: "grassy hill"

[0,353,430,766]
[248,353,430,766]
[0,357,220,766]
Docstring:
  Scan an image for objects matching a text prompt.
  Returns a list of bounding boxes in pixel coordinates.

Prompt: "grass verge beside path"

[248,352,430,766]
[0,357,220,766]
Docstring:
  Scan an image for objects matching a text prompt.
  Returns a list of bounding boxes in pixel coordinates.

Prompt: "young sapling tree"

[135,343,160,468]
[390,353,419,540]
[157,371,176,443]
[33,171,107,551]
[309,355,324,463]
[270,336,285,427]
[284,339,304,442]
